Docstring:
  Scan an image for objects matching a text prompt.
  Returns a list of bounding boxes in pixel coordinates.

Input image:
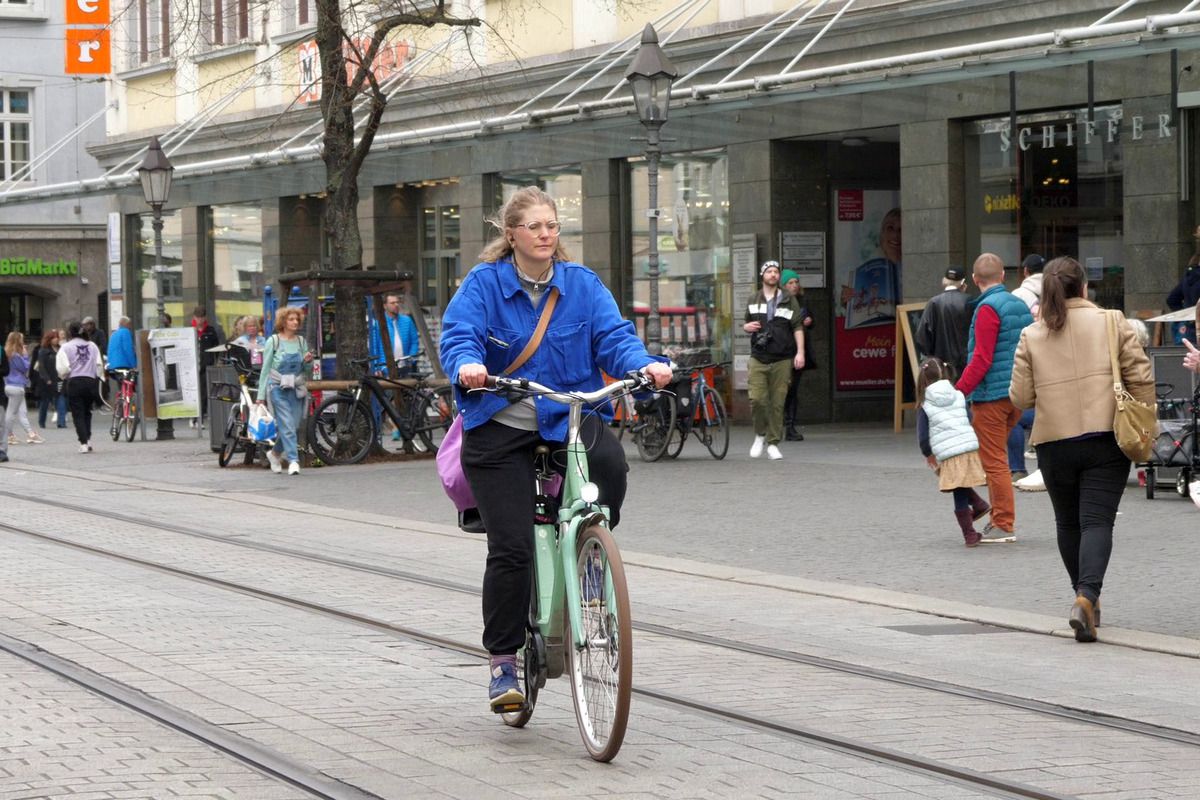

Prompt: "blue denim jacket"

[440,258,664,441]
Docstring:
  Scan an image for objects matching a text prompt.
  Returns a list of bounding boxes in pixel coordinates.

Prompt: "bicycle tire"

[123,401,139,442]
[699,387,729,460]
[308,396,375,465]
[218,407,242,467]
[633,396,675,462]
[567,525,632,762]
[109,397,125,441]
[413,385,455,454]
[665,420,686,459]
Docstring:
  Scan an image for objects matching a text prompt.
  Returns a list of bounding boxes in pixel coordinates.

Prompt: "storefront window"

[499,168,583,262]
[132,210,183,329]
[419,205,461,308]
[209,203,265,338]
[629,150,731,365]
[965,105,1124,307]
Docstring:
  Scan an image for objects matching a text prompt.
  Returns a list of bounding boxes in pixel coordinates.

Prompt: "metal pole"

[645,123,663,356]
[152,206,174,440]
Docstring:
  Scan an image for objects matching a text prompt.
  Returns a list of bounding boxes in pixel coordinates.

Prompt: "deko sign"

[65,0,111,75]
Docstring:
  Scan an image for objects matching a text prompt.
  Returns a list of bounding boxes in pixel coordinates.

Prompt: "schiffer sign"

[1000,114,1172,152]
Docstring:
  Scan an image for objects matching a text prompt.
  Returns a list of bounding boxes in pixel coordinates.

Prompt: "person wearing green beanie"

[780,268,815,441]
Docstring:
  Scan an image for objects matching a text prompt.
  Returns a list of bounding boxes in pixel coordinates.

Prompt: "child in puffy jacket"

[916,357,990,547]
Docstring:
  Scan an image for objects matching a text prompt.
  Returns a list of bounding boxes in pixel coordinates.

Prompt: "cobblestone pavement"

[0,442,1199,798]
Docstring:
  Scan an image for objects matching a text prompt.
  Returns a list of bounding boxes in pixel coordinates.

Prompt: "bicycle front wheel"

[109,397,125,441]
[308,396,375,465]
[634,397,676,463]
[123,399,139,441]
[218,406,242,467]
[413,385,455,454]
[698,387,729,460]
[567,525,632,762]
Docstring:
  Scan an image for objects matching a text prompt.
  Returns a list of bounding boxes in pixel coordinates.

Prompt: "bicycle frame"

[349,374,424,435]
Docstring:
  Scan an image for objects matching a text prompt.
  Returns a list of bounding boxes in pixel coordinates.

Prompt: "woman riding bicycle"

[440,186,672,711]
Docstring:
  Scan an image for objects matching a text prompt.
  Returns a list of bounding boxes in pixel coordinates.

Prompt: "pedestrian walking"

[440,186,671,711]
[1010,256,1154,642]
[913,267,972,376]
[56,321,103,453]
[0,345,8,463]
[4,332,42,445]
[956,253,1032,543]
[780,269,815,441]
[916,357,989,547]
[744,260,805,460]
[1008,254,1045,485]
[256,307,313,476]
[34,331,67,429]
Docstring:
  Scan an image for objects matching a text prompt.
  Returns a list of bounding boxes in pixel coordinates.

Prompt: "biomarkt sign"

[998,113,1173,152]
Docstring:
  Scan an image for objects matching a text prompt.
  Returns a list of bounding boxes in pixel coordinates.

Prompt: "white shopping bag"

[248,404,277,443]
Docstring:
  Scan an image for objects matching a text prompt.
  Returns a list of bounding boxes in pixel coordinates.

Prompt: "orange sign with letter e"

[66,0,110,25]
[66,28,111,75]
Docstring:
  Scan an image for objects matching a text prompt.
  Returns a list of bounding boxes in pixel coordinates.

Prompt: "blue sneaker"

[391,430,402,442]
[488,663,524,710]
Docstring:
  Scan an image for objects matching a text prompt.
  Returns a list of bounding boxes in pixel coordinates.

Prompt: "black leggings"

[461,415,628,655]
[1036,433,1129,604]
[65,377,100,445]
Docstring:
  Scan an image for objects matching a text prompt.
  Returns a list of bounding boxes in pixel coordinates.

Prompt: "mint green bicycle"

[481,373,650,762]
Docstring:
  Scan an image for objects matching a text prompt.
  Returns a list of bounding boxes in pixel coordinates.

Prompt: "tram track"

[6,490,1200,752]
[0,517,1082,800]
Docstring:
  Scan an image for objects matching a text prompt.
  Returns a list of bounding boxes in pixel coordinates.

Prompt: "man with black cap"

[1012,254,1045,317]
[913,267,972,376]
[743,260,805,460]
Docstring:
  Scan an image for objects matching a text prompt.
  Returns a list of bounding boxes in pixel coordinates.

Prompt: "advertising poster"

[147,327,200,419]
[832,189,902,392]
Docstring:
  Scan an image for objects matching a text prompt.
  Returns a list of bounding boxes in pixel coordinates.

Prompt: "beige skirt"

[938,451,987,492]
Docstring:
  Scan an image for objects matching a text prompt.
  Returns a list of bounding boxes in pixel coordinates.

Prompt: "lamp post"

[138,136,175,441]
[625,23,677,356]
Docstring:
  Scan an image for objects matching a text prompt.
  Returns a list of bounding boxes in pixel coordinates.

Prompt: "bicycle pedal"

[491,701,527,715]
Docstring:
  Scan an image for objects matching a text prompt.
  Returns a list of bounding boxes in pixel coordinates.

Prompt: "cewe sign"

[65,0,111,75]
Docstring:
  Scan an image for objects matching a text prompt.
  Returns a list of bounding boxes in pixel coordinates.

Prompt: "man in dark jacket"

[743,260,805,460]
[914,267,972,376]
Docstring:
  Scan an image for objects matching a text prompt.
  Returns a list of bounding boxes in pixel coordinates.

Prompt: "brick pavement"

[0,484,1198,797]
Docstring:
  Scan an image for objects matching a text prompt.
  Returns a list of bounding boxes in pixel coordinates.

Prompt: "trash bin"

[207,363,238,452]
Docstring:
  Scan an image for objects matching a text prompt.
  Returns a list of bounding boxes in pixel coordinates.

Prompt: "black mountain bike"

[307,355,455,465]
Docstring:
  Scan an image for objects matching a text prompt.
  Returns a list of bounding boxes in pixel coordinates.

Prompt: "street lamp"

[625,23,677,356]
[138,135,175,440]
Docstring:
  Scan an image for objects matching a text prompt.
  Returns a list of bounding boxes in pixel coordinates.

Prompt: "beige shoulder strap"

[503,287,559,376]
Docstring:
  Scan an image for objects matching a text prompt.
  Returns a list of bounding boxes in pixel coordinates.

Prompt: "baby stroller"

[1140,380,1200,499]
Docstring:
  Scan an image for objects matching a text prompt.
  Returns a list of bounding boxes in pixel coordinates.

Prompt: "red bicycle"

[108,368,140,442]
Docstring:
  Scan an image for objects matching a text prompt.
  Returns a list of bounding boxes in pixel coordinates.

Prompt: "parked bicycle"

[479,373,646,762]
[307,354,455,465]
[613,383,676,462]
[215,346,271,467]
[107,368,140,442]
[662,362,730,460]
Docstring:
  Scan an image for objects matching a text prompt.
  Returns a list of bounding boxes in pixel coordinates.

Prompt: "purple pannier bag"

[437,415,476,512]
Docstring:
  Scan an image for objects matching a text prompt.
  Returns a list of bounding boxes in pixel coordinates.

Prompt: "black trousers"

[65,376,100,445]
[461,416,628,655]
[783,368,802,427]
[1036,433,1129,604]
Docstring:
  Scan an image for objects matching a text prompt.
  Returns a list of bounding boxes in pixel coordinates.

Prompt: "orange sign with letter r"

[66,28,111,75]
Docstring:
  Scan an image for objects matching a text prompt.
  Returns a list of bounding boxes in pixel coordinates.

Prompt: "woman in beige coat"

[1010,257,1154,643]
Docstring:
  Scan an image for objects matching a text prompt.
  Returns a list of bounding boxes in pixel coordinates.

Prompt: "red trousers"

[971,398,1021,532]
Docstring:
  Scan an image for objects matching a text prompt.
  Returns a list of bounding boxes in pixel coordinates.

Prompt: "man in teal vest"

[956,253,1033,542]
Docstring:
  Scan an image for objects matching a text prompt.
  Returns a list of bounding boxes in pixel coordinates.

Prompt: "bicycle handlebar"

[671,361,730,375]
[477,372,657,406]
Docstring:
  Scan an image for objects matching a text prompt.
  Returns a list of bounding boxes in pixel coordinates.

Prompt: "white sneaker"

[766,444,783,460]
[266,450,283,473]
[1023,448,1036,460]
[79,444,89,454]
[287,462,300,476]
[1015,468,1046,492]
[86,442,93,452]
[749,435,766,458]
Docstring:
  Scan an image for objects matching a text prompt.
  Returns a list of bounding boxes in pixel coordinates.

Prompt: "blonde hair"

[274,306,303,332]
[4,331,25,358]
[478,186,572,263]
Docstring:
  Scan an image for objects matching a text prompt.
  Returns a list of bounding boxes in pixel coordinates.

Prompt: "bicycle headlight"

[580,482,600,504]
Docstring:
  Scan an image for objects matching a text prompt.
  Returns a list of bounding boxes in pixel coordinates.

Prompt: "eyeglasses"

[511,220,562,235]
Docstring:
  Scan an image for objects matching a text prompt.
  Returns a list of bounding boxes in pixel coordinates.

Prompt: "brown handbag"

[1106,311,1157,462]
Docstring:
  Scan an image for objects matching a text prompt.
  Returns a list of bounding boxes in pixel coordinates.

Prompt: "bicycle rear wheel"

[698,387,729,459]
[110,397,125,441]
[308,396,375,465]
[567,525,632,762]
[413,385,455,454]
[634,396,675,462]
